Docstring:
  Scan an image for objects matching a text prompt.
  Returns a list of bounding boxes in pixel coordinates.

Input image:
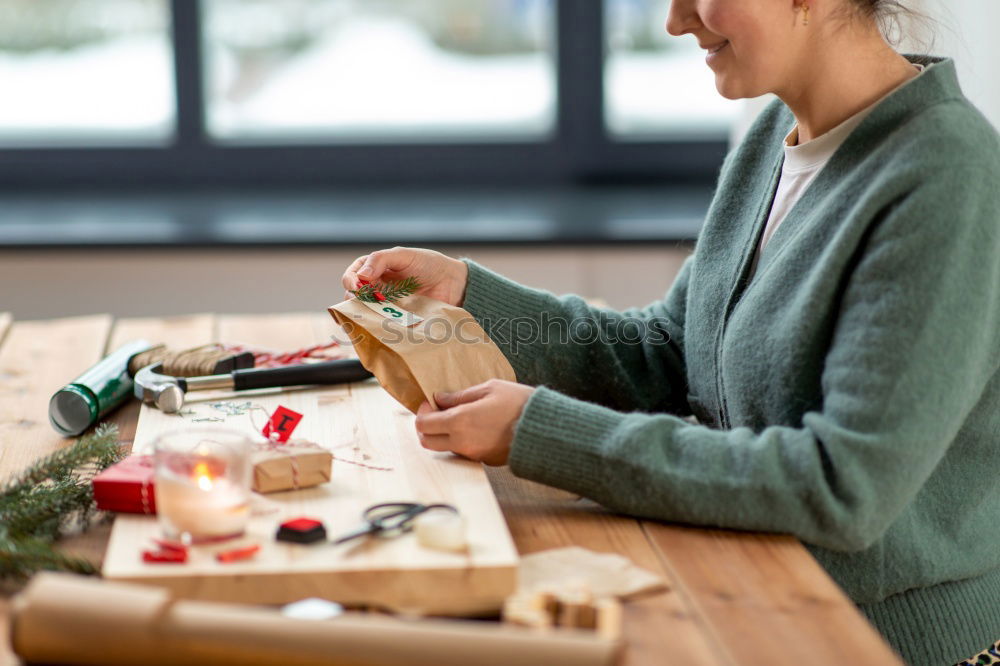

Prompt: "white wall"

[913,0,1000,130]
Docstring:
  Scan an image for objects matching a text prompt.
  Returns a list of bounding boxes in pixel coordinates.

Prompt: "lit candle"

[153,429,251,544]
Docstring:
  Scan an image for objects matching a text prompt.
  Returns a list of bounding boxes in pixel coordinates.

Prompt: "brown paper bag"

[251,444,332,494]
[329,294,516,413]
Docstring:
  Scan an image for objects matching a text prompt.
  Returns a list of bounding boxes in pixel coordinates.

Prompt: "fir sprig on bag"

[353,277,421,304]
[0,423,124,581]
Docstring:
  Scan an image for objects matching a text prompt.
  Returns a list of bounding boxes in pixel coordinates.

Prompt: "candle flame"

[193,461,214,491]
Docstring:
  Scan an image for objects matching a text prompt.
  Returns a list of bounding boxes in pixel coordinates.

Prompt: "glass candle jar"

[153,428,251,544]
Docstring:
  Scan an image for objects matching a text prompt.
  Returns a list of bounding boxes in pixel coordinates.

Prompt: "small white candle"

[156,467,249,542]
[153,429,252,544]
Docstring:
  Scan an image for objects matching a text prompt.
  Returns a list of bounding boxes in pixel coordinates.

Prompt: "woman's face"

[666,0,808,100]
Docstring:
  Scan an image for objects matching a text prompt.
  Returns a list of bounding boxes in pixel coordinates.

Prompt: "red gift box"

[92,455,157,515]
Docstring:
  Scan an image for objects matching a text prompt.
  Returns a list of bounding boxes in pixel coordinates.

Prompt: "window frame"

[0,0,727,188]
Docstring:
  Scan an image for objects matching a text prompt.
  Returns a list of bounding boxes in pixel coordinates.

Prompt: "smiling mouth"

[707,41,729,55]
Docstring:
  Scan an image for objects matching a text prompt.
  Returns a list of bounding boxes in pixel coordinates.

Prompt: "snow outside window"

[203,0,557,143]
[0,0,175,146]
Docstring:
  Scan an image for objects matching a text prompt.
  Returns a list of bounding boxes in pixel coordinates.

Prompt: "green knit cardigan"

[461,55,1000,666]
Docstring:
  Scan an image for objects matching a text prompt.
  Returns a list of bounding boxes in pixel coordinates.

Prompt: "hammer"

[133,359,373,413]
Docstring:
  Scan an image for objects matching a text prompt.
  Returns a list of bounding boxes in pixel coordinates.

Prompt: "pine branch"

[1,480,94,540]
[0,423,124,582]
[0,423,121,498]
[0,536,97,581]
[353,276,421,303]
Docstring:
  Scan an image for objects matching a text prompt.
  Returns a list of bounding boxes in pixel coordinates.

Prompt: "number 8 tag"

[359,299,424,327]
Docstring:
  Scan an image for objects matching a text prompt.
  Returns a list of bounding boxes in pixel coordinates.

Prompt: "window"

[0,0,174,146]
[202,0,557,143]
[0,0,730,186]
[604,0,739,139]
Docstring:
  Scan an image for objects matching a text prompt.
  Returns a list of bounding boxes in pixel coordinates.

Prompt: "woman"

[341,1,1000,663]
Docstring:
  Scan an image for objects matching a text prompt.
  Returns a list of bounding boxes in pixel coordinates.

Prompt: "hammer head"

[133,363,186,413]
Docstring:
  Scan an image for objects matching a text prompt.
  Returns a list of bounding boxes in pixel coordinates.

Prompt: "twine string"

[128,341,344,378]
[246,405,393,474]
[247,406,329,490]
[225,342,343,368]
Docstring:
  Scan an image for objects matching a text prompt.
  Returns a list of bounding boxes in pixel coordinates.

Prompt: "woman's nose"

[665,0,698,37]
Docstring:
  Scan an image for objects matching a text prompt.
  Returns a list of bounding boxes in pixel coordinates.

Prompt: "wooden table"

[0,312,903,665]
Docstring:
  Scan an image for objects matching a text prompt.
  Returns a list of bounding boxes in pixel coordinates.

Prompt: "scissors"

[331,502,458,545]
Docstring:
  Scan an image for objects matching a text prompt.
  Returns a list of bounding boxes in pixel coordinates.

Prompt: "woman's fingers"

[341,255,369,291]
[341,248,415,292]
[341,247,469,306]
[415,400,454,452]
[414,382,533,467]
[415,405,458,435]
[417,432,452,453]
[434,382,494,409]
[357,247,416,283]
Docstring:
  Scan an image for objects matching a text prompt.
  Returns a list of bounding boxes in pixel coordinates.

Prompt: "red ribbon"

[223,341,342,369]
[357,279,387,302]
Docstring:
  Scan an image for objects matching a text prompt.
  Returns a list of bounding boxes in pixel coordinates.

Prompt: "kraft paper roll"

[10,574,621,666]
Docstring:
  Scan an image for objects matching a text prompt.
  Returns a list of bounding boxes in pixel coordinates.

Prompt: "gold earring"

[802,4,810,26]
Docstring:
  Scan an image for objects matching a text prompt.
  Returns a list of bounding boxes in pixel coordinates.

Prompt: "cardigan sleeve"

[507,164,1000,553]
[459,257,693,415]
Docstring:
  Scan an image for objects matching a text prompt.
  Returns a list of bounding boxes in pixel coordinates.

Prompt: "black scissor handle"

[365,502,456,530]
[331,504,421,545]
[364,503,422,533]
[332,502,459,546]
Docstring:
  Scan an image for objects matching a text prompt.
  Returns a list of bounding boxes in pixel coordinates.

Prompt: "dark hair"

[846,0,935,49]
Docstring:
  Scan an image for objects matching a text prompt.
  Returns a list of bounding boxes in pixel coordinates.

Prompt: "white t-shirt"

[750,63,925,275]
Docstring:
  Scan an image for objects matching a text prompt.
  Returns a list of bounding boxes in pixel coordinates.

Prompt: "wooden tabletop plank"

[643,524,902,664]
[0,314,113,478]
[0,313,114,666]
[486,468,726,666]
[108,313,217,351]
[0,313,16,666]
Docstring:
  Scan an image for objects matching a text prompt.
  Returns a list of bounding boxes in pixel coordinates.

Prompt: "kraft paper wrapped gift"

[251,444,332,494]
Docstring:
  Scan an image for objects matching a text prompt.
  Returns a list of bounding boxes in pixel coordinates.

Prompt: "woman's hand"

[341,246,469,307]
[414,380,536,466]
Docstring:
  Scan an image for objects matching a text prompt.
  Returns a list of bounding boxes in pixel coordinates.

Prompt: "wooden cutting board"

[102,381,519,616]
